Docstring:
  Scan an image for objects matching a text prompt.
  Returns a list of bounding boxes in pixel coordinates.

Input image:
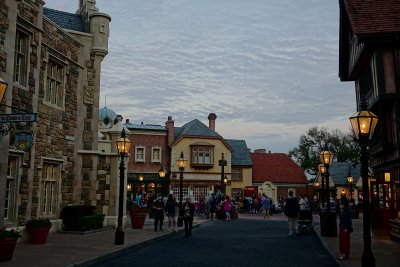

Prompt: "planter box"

[29,227,51,244]
[0,238,17,262]
[130,208,148,229]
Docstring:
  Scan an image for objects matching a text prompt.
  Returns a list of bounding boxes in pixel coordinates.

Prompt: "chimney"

[125,119,130,124]
[208,113,217,131]
[165,116,175,145]
[254,149,267,153]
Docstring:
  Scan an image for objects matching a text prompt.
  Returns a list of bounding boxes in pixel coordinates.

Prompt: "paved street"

[90,217,338,267]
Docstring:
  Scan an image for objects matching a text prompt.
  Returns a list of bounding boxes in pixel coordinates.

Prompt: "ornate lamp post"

[115,128,132,245]
[318,164,327,208]
[176,152,187,227]
[158,166,166,196]
[347,169,354,200]
[219,153,227,194]
[314,180,320,203]
[319,144,336,237]
[349,99,378,267]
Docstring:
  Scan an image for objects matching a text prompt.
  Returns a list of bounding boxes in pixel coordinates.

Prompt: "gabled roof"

[43,7,87,33]
[225,140,253,166]
[173,119,232,151]
[329,162,360,186]
[251,152,307,184]
[174,119,220,139]
[342,0,400,38]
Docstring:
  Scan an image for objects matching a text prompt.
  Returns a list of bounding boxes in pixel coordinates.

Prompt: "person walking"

[166,194,177,232]
[152,193,165,232]
[223,196,232,220]
[209,193,217,220]
[284,190,300,236]
[183,197,195,237]
[262,194,271,219]
[338,197,353,260]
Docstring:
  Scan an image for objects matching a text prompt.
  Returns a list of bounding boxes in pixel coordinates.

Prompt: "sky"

[45,0,356,153]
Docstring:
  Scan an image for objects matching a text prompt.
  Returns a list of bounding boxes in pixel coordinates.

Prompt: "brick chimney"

[165,116,175,145]
[208,113,217,131]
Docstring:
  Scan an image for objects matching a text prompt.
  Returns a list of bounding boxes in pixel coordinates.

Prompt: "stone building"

[0,0,114,230]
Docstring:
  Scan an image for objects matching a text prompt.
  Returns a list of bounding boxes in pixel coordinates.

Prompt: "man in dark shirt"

[284,190,300,236]
[152,193,165,232]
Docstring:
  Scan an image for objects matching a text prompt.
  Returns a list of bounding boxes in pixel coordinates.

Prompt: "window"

[231,168,243,182]
[152,147,161,163]
[45,60,65,108]
[41,162,61,216]
[135,146,145,162]
[5,157,19,221]
[173,185,189,203]
[192,186,209,202]
[191,145,214,166]
[14,30,29,86]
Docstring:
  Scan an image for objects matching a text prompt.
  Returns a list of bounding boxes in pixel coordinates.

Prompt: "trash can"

[320,207,337,237]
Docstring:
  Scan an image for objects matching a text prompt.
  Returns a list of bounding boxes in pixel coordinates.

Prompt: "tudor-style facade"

[0,1,113,231]
[339,0,400,237]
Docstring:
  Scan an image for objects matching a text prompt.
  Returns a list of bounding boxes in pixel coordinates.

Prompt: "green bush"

[60,205,104,231]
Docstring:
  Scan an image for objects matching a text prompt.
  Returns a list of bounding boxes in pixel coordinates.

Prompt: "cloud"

[45,0,355,153]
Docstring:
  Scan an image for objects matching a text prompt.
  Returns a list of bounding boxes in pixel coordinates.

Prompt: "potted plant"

[0,226,22,262]
[26,218,52,244]
[128,195,149,229]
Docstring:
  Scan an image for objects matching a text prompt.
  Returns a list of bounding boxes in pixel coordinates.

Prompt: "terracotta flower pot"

[29,227,51,244]
[130,207,148,229]
[0,238,17,262]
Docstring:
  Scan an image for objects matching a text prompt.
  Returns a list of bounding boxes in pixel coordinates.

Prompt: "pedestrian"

[338,197,353,260]
[284,190,300,236]
[262,194,271,219]
[183,197,195,237]
[152,193,165,232]
[222,196,232,220]
[209,193,217,220]
[166,194,177,232]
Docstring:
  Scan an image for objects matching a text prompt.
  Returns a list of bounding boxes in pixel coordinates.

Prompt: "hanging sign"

[13,130,34,152]
[0,113,38,123]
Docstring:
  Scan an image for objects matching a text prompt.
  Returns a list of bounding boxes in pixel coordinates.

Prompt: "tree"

[288,127,359,176]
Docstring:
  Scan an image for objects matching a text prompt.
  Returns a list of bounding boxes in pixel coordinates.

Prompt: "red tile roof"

[343,0,400,37]
[251,152,307,184]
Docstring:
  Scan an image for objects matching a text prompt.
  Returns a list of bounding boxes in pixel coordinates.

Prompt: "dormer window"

[190,142,214,168]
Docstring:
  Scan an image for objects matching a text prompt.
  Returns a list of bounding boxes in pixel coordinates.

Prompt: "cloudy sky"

[45,0,356,153]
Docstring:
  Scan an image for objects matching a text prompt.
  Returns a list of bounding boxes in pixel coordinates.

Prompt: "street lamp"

[347,168,354,200]
[115,128,132,245]
[176,152,187,227]
[219,153,227,194]
[349,99,378,267]
[158,166,166,196]
[319,144,336,237]
[318,164,327,208]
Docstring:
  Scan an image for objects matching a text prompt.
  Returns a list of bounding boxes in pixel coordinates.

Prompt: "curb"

[65,221,209,267]
[313,224,347,267]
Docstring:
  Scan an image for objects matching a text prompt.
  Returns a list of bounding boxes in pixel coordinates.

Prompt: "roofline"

[171,135,234,152]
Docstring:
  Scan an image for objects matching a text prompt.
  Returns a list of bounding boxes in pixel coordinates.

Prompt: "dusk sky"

[45,0,356,153]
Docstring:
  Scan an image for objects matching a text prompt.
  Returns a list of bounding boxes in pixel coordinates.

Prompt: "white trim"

[135,146,145,163]
[151,146,161,163]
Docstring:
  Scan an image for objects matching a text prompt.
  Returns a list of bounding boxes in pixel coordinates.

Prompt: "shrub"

[77,214,105,231]
[26,218,52,228]
[0,226,22,241]
[60,205,98,231]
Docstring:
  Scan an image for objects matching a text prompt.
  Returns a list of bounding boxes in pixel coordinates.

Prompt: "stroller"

[297,207,313,234]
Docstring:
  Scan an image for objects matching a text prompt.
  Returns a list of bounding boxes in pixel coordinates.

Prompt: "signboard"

[13,130,34,152]
[0,113,38,123]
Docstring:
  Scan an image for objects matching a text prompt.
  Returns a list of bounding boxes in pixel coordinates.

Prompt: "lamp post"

[349,99,378,267]
[158,166,166,196]
[115,128,132,245]
[319,144,336,237]
[318,164,327,208]
[314,180,320,203]
[219,153,227,194]
[347,169,354,200]
[176,152,187,227]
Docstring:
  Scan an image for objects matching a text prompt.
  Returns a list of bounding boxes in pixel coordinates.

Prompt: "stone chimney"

[254,149,267,153]
[165,116,175,145]
[208,113,217,131]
